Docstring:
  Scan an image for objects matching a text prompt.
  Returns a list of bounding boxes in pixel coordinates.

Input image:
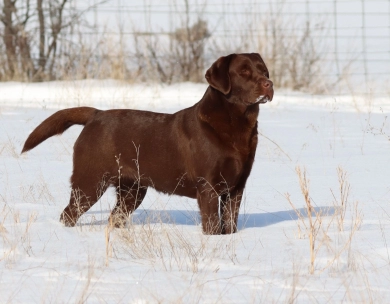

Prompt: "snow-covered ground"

[1,80,390,303]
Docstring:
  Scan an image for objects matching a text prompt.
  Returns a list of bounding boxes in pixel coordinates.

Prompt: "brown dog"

[22,53,273,234]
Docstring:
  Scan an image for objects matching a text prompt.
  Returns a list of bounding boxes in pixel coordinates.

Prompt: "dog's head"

[205,53,273,106]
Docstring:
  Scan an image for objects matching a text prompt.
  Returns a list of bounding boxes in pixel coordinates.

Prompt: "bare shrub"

[210,2,333,93]
[0,0,344,92]
[64,26,135,81]
[171,17,210,82]
[132,1,210,84]
[0,0,106,81]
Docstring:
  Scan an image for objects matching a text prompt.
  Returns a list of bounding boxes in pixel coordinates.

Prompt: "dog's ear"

[205,54,235,95]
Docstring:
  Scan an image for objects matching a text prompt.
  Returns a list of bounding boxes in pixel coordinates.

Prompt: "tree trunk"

[2,0,17,78]
[37,0,46,76]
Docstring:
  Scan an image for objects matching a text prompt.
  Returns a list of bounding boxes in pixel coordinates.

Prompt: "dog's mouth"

[255,95,272,104]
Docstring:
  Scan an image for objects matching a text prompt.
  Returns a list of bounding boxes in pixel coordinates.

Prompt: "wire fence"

[0,0,389,93]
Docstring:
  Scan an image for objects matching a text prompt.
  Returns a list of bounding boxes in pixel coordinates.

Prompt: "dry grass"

[111,209,239,273]
[365,108,390,142]
[331,166,350,231]
[1,207,37,267]
[76,256,98,303]
[285,166,330,274]
[0,135,19,159]
[286,166,363,275]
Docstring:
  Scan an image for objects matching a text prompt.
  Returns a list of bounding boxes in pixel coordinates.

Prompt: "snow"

[1,80,390,302]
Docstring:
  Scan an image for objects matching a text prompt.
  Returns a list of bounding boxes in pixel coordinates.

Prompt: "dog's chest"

[221,119,257,155]
[219,126,257,169]
[230,131,253,154]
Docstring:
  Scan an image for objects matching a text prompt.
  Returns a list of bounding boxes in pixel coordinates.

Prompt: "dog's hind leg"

[60,172,110,227]
[109,181,148,228]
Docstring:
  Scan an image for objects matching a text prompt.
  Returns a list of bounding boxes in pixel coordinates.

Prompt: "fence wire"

[0,0,389,93]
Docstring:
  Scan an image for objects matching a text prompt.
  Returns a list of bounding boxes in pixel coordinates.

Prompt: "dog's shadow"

[84,206,335,231]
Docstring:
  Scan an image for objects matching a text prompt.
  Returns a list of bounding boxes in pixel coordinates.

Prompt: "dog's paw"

[59,213,77,227]
[108,214,128,229]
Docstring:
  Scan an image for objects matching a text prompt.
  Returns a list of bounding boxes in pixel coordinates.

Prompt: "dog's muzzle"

[256,79,274,104]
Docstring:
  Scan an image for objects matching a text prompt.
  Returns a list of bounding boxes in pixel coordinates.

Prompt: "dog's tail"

[21,107,100,153]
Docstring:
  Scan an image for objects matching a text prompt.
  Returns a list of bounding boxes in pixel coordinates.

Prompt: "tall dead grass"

[286,166,362,274]
[109,208,239,273]
[1,206,37,267]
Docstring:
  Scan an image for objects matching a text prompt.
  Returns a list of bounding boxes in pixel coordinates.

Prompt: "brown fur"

[22,53,274,234]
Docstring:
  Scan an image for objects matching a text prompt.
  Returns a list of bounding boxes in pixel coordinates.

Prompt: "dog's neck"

[197,87,259,133]
[198,86,260,126]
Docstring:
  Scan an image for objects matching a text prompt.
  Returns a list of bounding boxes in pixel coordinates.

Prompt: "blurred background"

[0,0,389,94]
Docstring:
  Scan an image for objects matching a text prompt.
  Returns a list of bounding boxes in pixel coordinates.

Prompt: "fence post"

[334,0,340,79]
[361,0,368,90]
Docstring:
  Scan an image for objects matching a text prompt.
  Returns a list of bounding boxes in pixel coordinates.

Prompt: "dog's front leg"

[220,190,243,234]
[196,188,221,235]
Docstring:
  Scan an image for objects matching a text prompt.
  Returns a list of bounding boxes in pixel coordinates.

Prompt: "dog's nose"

[261,79,274,101]
[262,80,273,89]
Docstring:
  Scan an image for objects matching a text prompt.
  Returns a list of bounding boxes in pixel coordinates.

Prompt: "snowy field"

[1,80,390,303]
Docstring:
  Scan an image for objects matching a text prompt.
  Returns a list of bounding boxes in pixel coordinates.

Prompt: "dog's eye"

[241,69,249,75]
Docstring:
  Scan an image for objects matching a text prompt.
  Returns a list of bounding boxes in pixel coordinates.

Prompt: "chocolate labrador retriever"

[22,53,273,234]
